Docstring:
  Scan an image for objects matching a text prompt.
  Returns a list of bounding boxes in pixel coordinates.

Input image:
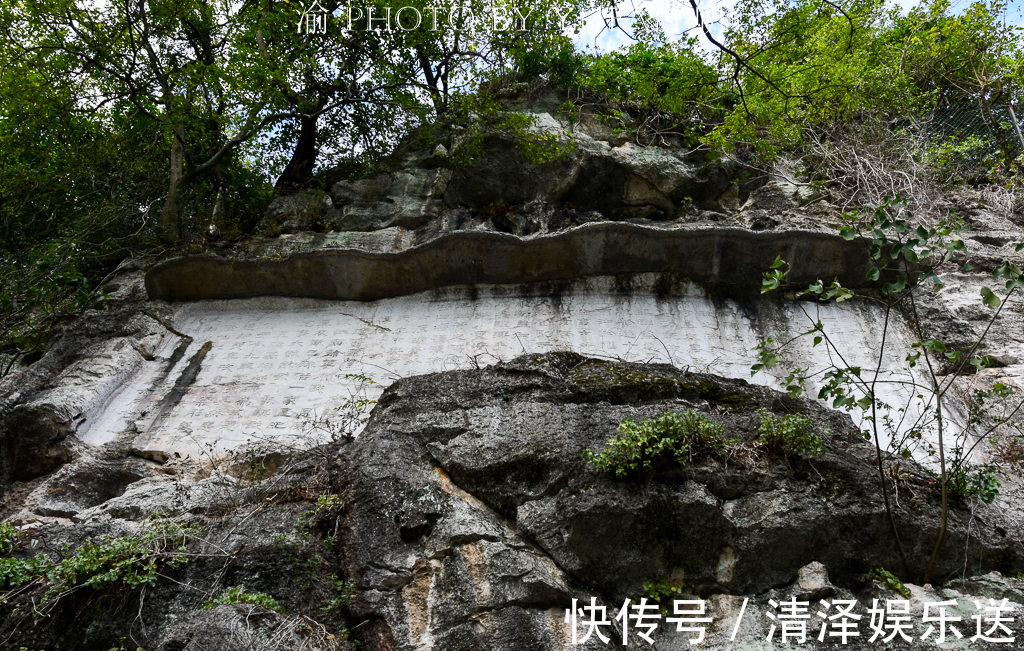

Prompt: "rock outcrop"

[145,225,875,302]
[0,261,175,487]
[1,88,1023,651]
[0,355,1021,649]
[337,353,1023,649]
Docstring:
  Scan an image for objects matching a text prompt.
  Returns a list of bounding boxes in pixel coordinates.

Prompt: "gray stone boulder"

[948,571,1024,604]
[0,494,353,649]
[4,323,157,481]
[256,191,333,235]
[444,126,734,222]
[335,352,1024,650]
[694,562,1024,650]
[157,604,345,651]
[256,101,741,239]
[21,455,151,518]
[330,167,449,231]
[1,354,1023,650]
[443,132,581,208]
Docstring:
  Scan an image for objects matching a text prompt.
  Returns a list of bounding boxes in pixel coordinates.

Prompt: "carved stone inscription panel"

[81,278,922,462]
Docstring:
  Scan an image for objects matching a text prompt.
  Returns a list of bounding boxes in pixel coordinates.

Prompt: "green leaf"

[981,286,1001,308]
[923,339,946,352]
[995,261,1023,280]
[970,356,994,369]
[947,237,966,253]
[866,267,880,281]
[883,276,906,295]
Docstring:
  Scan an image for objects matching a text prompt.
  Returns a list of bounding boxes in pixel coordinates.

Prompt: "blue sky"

[568,0,1023,53]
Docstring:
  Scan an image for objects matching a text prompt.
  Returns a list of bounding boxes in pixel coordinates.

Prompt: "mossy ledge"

[564,357,755,406]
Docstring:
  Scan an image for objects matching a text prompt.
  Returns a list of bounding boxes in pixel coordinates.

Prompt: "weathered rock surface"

[332,167,449,232]
[1,88,1023,651]
[251,89,845,250]
[0,355,1022,650]
[0,445,356,651]
[336,353,1024,650]
[0,261,178,486]
[257,191,333,234]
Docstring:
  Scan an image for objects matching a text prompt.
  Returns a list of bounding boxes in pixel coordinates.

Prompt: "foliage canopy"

[0,0,1020,372]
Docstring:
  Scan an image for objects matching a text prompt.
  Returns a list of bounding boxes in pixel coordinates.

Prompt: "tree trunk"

[159,126,185,243]
[274,114,318,192]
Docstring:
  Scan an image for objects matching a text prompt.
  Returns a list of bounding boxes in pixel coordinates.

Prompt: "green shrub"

[860,567,912,599]
[0,519,197,604]
[205,586,285,613]
[584,410,730,477]
[925,135,995,185]
[757,408,826,457]
[0,522,22,554]
[320,574,356,613]
[946,460,1001,504]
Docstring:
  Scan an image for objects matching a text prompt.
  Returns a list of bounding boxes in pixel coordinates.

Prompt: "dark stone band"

[146,223,872,302]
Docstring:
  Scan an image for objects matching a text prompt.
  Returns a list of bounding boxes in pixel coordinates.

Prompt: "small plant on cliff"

[942,458,1001,504]
[320,574,357,614]
[860,568,912,599]
[443,92,573,174]
[584,409,731,477]
[0,518,198,610]
[204,586,286,613]
[642,578,683,615]
[757,409,826,457]
[0,522,24,554]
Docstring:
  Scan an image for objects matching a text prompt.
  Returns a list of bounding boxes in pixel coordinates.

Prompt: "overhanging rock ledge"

[145,224,874,302]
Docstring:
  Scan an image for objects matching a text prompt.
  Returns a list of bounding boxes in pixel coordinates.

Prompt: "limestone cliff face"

[0,354,1022,649]
[0,95,1023,650]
